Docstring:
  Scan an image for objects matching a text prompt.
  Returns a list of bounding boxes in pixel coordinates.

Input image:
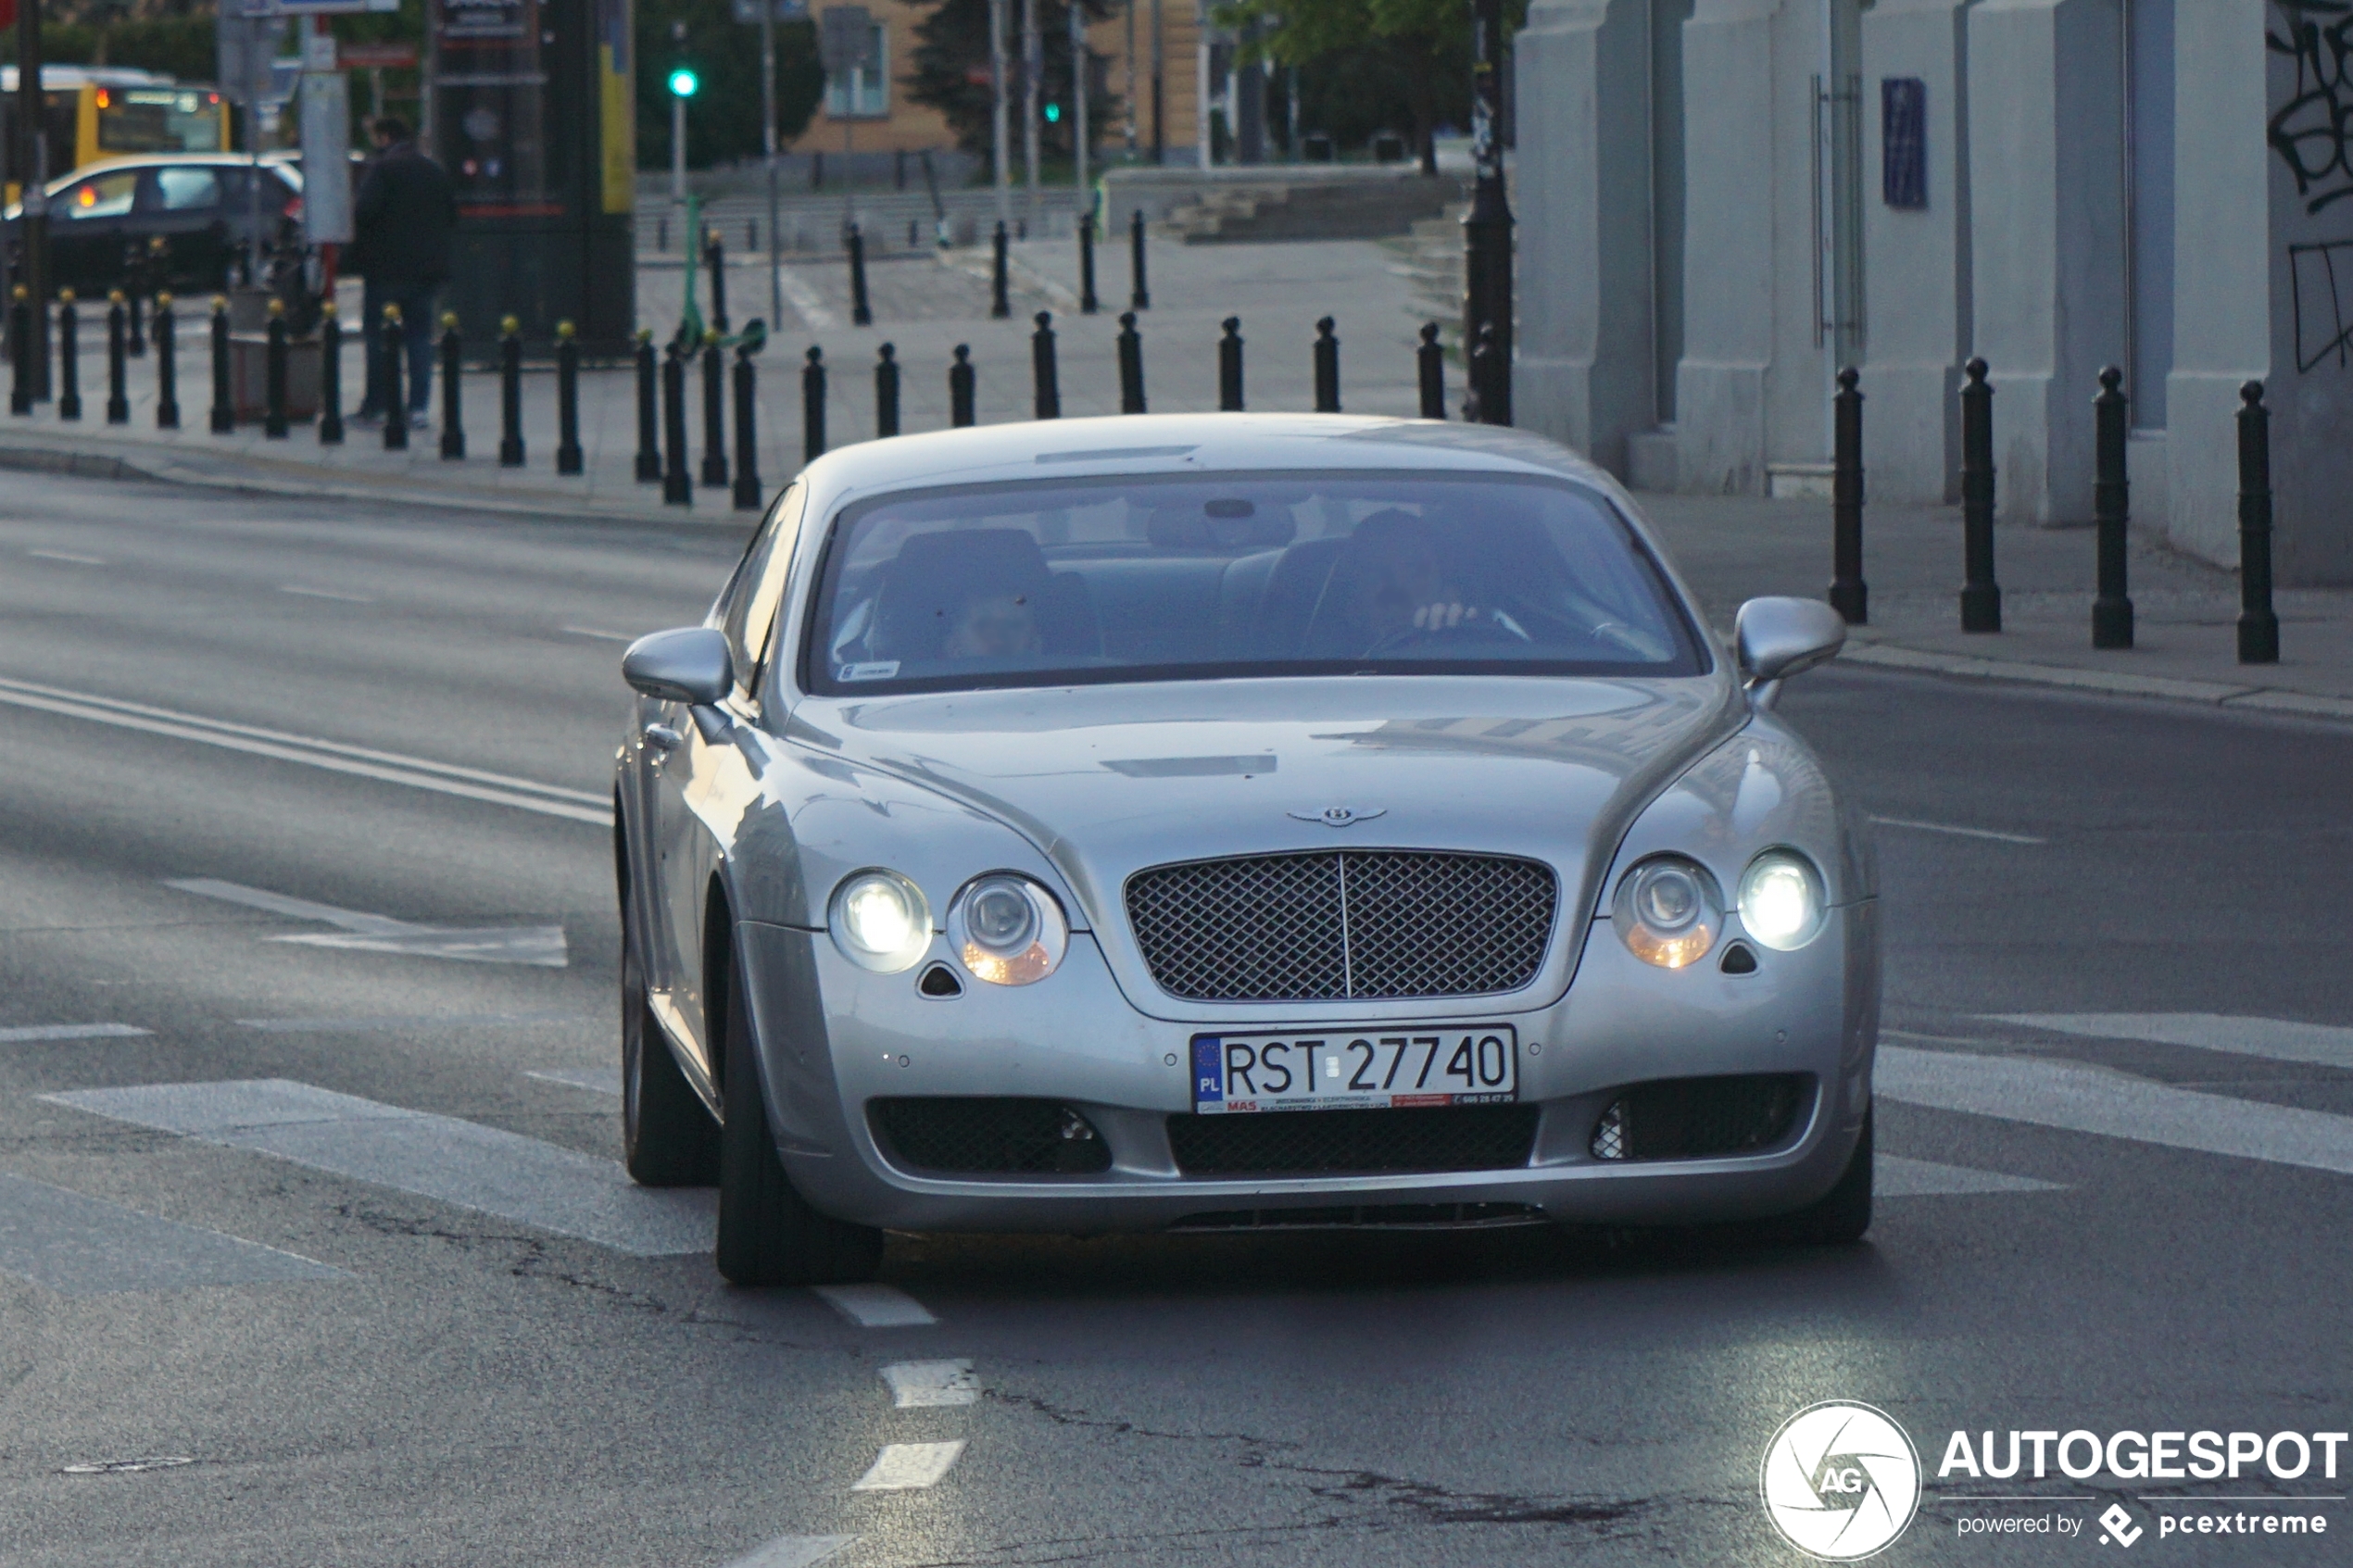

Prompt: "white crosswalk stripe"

[0,1170,348,1295]
[1991,1012,2353,1072]
[42,1079,714,1255]
[1877,1046,2353,1177]
[720,1537,856,1568]
[0,1022,150,1043]
[881,1359,980,1408]
[814,1282,938,1327]
[851,1441,965,1490]
[1877,1155,2062,1198]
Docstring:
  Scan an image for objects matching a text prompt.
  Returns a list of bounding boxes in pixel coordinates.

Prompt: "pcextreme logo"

[1761,1401,1925,1560]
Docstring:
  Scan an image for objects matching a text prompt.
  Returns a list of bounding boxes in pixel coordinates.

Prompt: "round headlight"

[829,870,932,972]
[1738,849,1825,951]
[948,873,1068,985]
[1612,855,1723,969]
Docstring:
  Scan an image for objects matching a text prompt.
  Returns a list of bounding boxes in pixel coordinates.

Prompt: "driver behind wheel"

[1322,509,1483,655]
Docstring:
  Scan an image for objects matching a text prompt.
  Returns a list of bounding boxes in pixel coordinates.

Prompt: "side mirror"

[623,627,734,707]
[1734,596,1846,685]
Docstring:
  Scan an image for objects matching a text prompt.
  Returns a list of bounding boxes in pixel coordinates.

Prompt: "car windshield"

[806,472,1706,695]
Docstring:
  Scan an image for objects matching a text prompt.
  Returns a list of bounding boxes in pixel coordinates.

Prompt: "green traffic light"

[669,67,700,98]
[1043,102,1061,123]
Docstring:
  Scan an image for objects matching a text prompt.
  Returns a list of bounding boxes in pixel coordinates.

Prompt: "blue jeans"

[359,277,438,415]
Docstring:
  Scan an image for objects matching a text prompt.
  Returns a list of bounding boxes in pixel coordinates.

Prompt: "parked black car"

[4,153,303,296]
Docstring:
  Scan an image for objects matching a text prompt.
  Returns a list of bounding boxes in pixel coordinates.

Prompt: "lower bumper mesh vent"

[1167,1104,1539,1175]
[1170,1201,1543,1231]
[870,1098,1112,1175]
[1588,1074,1812,1162]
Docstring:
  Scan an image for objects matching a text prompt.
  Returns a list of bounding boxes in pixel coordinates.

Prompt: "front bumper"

[736,903,1878,1234]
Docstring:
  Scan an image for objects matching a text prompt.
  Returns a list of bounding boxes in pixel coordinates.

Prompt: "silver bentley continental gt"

[612,413,1878,1286]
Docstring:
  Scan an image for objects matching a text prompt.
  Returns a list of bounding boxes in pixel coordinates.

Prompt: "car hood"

[786,674,1745,1015]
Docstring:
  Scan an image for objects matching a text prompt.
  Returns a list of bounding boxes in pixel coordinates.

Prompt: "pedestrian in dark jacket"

[346,117,458,422]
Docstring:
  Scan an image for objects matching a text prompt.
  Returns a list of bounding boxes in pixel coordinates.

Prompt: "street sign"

[337,41,419,69]
[235,0,401,15]
[819,6,875,74]
[730,0,811,20]
[215,12,278,108]
[298,69,353,243]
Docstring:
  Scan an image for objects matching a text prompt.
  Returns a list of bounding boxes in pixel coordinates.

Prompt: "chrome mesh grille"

[1124,850,1557,1002]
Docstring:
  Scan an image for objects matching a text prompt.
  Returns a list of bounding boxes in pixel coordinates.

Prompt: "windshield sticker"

[838,660,901,682]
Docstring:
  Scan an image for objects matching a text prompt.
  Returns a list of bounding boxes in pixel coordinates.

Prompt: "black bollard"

[802,345,827,462]
[1417,321,1445,419]
[700,331,729,487]
[438,313,464,458]
[318,301,343,445]
[383,305,409,450]
[105,292,129,425]
[1129,209,1150,309]
[1031,311,1060,420]
[1217,317,1244,411]
[57,292,82,421]
[8,287,31,415]
[1958,357,2000,632]
[210,295,235,434]
[1117,311,1146,413]
[155,294,180,430]
[498,316,525,466]
[2237,381,2280,664]
[556,320,584,474]
[1077,212,1100,314]
[1829,366,1867,624]
[990,222,1012,320]
[263,299,289,438]
[732,343,763,511]
[849,223,873,327]
[2091,366,2134,649]
[1466,322,1498,424]
[127,257,148,357]
[950,344,975,427]
[661,343,693,505]
[875,343,900,437]
[706,229,729,334]
[634,329,661,482]
[1313,316,1340,413]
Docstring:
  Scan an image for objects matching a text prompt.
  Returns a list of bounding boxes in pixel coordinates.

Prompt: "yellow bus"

[1,66,231,202]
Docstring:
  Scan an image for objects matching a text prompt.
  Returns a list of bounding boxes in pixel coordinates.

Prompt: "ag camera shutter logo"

[1760,1401,1923,1560]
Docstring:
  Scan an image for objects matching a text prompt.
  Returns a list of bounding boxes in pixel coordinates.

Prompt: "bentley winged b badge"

[1288,806,1388,828]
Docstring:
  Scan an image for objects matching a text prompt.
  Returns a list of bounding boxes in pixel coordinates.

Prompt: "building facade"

[1515,0,2353,584]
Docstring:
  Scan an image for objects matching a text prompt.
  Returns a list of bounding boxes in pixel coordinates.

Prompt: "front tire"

[622,903,720,1186]
[713,947,884,1287]
[1763,1107,1873,1246]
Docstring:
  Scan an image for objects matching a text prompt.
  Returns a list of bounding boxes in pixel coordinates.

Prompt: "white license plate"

[1190,1025,1518,1114]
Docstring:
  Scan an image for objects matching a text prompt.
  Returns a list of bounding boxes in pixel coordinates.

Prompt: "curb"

[0,434,751,530]
[1839,640,2353,723]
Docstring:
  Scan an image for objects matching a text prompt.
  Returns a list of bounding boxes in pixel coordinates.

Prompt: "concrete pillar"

[1859,0,1971,503]
[1965,0,2125,526]
[1514,0,1658,476]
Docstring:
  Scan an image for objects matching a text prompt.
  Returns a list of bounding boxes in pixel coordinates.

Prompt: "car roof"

[44,153,302,188]
[0,66,178,90]
[797,412,1625,511]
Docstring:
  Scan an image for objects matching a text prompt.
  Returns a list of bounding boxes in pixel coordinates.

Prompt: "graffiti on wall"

[2271,0,2353,213]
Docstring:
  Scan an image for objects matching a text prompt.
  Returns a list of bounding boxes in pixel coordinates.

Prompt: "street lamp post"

[761,0,781,332]
[990,0,1012,227]
[1461,0,1513,425]
[15,0,50,397]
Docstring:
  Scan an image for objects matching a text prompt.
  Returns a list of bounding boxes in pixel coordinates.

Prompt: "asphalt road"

[1,471,2347,1568]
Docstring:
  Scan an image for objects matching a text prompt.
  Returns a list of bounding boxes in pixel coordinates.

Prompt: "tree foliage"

[907,0,1119,161]
[638,0,825,170]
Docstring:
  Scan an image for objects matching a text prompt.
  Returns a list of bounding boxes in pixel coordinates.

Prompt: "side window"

[61,172,140,220]
[151,167,222,212]
[721,483,807,701]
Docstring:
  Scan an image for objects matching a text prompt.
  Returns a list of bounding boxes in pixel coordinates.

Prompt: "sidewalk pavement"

[0,237,2342,722]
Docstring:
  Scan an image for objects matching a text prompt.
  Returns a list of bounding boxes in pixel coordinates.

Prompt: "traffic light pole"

[16,0,49,398]
[669,21,689,209]
[1461,0,1514,425]
[761,0,781,332]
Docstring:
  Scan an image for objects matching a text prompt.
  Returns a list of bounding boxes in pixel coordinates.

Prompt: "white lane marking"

[1991,1012,2353,1073]
[168,879,568,969]
[850,1441,965,1491]
[59,1456,196,1474]
[42,1079,715,1256]
[0,1170,348,1296]
[27,548,107,565]
[813,1282,938,1328]
[244,1012,586,1033]
[880,1359,979,1408]
[774,262,841,331]
[1876,1154,2063,1198]
[1869,815,2045,845]
[0,673,610,825]
[526,1067,623,1096]
[0,1022,151,1044]
[722,1535,857,1568]
[559,625,635,643]
[1878,1047,2353,1176]
[279,584,376,603]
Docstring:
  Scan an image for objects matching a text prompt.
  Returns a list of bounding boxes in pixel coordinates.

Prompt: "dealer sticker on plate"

[1191,1025,1517,1114]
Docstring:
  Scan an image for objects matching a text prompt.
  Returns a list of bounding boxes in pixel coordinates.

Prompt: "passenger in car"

[942,586,1042,661]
